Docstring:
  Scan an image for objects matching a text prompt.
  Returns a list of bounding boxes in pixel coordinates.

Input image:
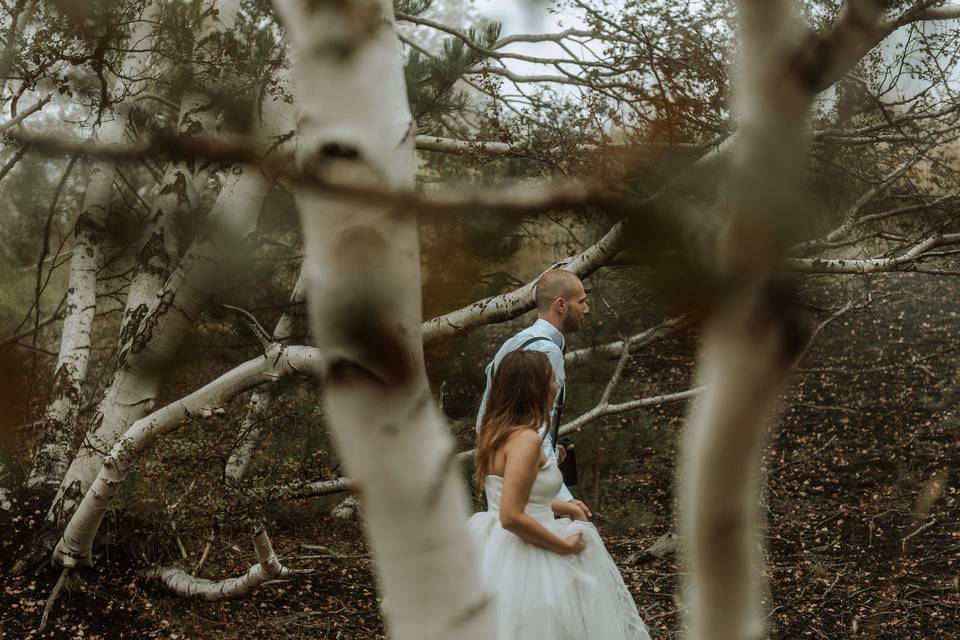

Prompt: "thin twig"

[39,567,70,632]
[901,518,936,552]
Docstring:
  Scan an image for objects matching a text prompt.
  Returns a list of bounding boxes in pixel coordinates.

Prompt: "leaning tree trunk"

[26,0,161,490]
[53,344,322,569]
[48,0,244,526]
[271,0,495,637]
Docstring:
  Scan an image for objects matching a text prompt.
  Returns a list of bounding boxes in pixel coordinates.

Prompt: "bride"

[469,349,651,640]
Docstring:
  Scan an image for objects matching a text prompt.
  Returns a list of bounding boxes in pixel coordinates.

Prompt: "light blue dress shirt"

[477,319,574,502]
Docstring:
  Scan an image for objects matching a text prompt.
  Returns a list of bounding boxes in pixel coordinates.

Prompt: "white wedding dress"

[468,460,652,640]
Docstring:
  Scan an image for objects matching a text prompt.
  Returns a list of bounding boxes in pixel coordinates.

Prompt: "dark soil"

[2,273,959,639]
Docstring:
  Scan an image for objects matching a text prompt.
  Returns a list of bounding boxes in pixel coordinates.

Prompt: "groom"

[476,268,592,521]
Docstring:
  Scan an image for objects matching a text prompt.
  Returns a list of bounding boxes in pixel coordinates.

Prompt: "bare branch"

[790,147,937,255]
[141,525,290,600]
[415,134,699,157]
[787,233,960,274]
[8,128,635,218]
[814,1,960,91]
[599,342,632,406]
[222,304,273,355]
[565,315,693,365]
[560,386,705,437]
[0,93,49,133]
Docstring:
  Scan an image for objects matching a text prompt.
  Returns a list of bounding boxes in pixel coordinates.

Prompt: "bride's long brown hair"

[475,350,554,485]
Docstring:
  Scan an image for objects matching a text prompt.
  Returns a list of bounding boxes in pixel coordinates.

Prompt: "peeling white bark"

[26,1,161,490]
[249,476,354,501]
[50,4,290,523]
[142,526,289,600]
[53,344,322,569]
[224,272,306,485]
[786,233,960,274]
[272,0,495,636]
[222,385,273,485]
[331,495,360,520]
[116,0,241,342]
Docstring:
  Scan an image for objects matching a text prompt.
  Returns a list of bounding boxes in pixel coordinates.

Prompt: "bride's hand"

[562,533,586,555]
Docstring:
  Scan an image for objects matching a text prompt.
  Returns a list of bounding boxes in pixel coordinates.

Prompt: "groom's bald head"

[535,270,581,313]
[535,270,589,333]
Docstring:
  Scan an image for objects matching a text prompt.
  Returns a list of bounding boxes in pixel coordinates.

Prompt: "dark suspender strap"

[517,336,552,350]
[487,336,563,445]
[551,385,565,446]
[487,337,552,383]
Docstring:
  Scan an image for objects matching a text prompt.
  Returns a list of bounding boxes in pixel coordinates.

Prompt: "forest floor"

[2,272,959,639]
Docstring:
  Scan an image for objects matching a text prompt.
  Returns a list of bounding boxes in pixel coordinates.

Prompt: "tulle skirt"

[467,511,652,640]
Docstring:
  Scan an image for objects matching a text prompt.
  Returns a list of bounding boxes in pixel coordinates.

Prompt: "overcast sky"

[473,0,958,104]
[475,0,555,33]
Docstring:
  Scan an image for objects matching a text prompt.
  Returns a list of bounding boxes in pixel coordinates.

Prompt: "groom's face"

[560,281,589,333]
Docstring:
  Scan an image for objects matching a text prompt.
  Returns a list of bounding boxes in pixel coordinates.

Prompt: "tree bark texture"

[27,0,162,490]
[50,0,246,525]
[271,0,496,637]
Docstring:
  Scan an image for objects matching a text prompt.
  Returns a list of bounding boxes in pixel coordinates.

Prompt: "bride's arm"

[499,430,583,556]
[551,499,587,521]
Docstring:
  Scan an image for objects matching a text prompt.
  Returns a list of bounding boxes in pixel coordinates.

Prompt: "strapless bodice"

[483,460,563,523]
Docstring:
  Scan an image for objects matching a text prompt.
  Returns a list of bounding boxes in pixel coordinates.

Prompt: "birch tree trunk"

[114,0,240,346]
[272,0,495,637]
[678,1,828,638]
[224,272,306,485]
[49,0,244,525]
[26,1,161,490]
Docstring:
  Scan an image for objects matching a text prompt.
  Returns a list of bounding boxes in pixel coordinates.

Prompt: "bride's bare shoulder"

[502,428,541,454]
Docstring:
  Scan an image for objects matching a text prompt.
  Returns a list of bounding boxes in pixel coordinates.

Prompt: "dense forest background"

[1,0,959,637]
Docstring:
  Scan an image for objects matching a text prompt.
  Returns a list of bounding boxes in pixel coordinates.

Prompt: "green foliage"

[405,22,501,133]
[395,0,432,16]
